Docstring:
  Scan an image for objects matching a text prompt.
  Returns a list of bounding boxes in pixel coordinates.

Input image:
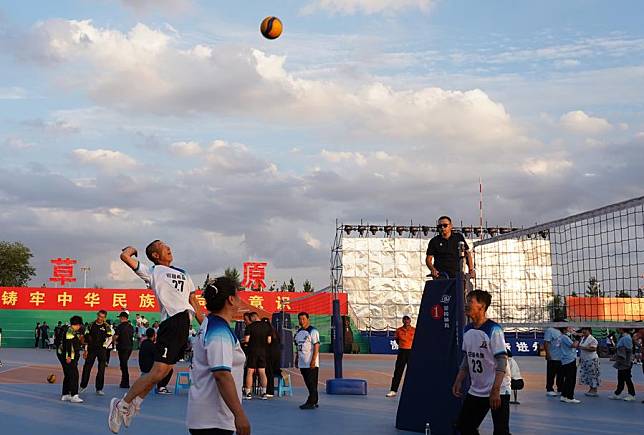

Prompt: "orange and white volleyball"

[260,16,283,40]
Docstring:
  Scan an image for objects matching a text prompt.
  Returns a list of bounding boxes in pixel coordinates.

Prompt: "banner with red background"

[0,287,346,315]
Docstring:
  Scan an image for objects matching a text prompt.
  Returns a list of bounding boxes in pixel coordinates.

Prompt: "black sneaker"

[299,403,317,410]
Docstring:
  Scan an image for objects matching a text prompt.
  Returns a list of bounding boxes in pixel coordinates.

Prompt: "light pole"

[80,266,91,288]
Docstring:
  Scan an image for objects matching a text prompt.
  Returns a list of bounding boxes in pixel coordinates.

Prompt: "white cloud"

[16,20,518,147]
[0,86,28,99]
[301,231,321,250]
[521,157,573,176]
[559,110,613,135]
[321,149,367,166]
[118,0,193,14]
[3,137,34,149]
[302,0,432,15]
[109,260,139,283]
[72,148,137,172]
[169,140,202,156]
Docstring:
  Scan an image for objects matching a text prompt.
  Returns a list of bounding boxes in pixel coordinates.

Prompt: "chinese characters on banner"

[49,258,77,286]
[504,336,541,356]
[0,287,347,315]
[241,262,268,290]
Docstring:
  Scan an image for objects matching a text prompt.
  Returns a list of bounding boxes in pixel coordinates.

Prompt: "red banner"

[0,287,346,316]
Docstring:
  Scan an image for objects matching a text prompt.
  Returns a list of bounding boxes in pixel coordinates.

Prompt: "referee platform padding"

[325,378,368,395]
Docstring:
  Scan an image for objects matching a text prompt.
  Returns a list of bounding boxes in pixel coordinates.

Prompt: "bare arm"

[310,342,320,368]
[465,251,475,278]
[452,356,468,397]
[120,246,139,270]
[189,293,204,325]
[425,255,439,278]
[213,371,251,435]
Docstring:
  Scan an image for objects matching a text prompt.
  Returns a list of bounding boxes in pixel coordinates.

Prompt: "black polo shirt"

[426,232,469,278]
[114,321,134,351]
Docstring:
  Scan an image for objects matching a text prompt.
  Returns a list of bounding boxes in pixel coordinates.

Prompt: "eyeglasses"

[437,224,450,228]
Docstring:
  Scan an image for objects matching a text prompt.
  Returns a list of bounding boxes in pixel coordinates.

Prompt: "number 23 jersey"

[135,263,196,321]
[462,319,511,397]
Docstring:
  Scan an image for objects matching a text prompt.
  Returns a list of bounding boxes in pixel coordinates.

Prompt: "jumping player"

[108,240,203,433]
[452,290,511,435]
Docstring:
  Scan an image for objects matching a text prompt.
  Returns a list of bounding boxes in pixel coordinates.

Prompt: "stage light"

[344,225,353,235]
[499,227,513,234]
[358,225,367,236]
[487,227,498,237]
[369,225,379,235]
[384,225,393,236]
[396,226,408,236]
[410,226,419,236]
[462,226,473,237]
[539,230,549,239]
[421,226,430,236]
[474,228,482,237]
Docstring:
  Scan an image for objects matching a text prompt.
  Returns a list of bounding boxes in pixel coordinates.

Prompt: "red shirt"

[395,326,416,350]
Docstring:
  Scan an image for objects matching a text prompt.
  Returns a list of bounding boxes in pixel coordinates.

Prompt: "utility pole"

[80,266,91,288]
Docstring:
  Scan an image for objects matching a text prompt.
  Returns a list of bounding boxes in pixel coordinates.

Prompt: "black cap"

[118,311,129,318]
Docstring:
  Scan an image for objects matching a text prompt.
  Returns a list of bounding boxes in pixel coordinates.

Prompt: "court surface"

[0,349,642,434]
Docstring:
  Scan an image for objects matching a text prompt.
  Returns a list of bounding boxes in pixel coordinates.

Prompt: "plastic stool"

[277,374,293,397]
[174,371,191,395]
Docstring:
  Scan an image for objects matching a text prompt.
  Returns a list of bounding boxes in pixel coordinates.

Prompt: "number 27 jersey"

[135,263,196,321]
[462,319,511,397]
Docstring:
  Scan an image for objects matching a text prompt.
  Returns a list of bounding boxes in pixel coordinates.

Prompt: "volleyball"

[260,16,283,40]
[47,373,56,384]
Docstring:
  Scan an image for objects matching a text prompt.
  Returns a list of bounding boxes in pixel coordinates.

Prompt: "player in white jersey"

[452,290,511,435]
[109,240,204,434]
[294,312,320,410]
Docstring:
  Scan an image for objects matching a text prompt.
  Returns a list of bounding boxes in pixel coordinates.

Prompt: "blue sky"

[1,0,643,289]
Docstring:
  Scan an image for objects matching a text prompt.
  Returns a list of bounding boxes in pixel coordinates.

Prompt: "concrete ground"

[0,348,642,434]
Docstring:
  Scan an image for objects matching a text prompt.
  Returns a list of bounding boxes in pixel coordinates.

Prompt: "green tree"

[0,241,36,287]
[224,267,242,289]
[586,277,603,297]
[549,294,566,321]
[280,281,288,291]
[616,290,631,298]
[202,273,211,290]
[287,277,296,292]
[303,279,314,292]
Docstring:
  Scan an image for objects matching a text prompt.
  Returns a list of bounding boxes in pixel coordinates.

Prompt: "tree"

[616,290,631,298]
[280,281,288,291]
[586,277,604,297]
[202,273,211,290]
[549,295,566,321]
[0,241,36,287]
[224,267,242,289]
[287,277,296,292]
[303,279,314,292]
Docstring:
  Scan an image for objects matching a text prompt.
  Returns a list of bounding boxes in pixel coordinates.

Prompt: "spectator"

[343,317,354,354]
[35,322,41,348]
[609,328,636,401]
[294,312,320,410]
[0,327,3,367]
[57,315,84,403]
[386,315,416,398]
[139,328,173,394]
[40,322,50,349]
[53,321,64,349]
[507,350,524,404]
[557,327,580,404]
[153,321,160,335]
[543,326,563,396]
[243,312,271,400]
[114,312,135,389]
[578,327,600,397]
[79,309,113,396]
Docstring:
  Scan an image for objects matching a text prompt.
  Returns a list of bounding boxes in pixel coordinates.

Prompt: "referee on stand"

[426,216,475,279]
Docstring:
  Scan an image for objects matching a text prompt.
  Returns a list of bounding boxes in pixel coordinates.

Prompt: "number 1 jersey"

[462,319,511,397]
[135,263,196,321]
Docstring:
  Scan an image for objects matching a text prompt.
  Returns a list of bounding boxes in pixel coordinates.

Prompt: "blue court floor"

[0,349,642,434]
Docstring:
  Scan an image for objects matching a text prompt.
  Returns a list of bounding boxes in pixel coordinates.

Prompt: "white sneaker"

[386,391,397,397]
[156,387,171,395]
[546,391,559,397]
[608,394,623,400]
[61,394,72,401]
[123,396,142,428]
[97,390,105,396]
[108,398,124,434]
[623,395,636,402]
[243,393,252,400]
[70,395,84,403]
[560,397,580,403]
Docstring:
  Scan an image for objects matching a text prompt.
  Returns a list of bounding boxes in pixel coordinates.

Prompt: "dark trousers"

[546,359,563,392]
[189,429,233,435]
[456,393,511,435]
[300,367,319,405]
[560,361,577,399]
[390,348,411,392]
[615,368,635,396]
[35,335,40,348]
[266,349,281,396]
[41,335,49,349]
[117,348,133,387]
[80,347,107,391]
[57,354,80,396]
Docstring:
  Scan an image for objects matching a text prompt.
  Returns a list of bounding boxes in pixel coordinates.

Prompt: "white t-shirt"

[187,315,246,431]
[135,263,195,321]
[579,335,599,360]
[294,326,320,368]
[463,319,511,397]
